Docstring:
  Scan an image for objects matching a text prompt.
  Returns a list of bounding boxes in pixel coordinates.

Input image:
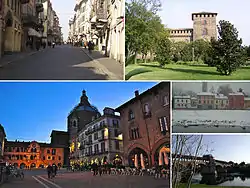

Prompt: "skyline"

[159,0,250,45]
[173,82,250,94]
[0,82,157,143]
[51,0,75,40]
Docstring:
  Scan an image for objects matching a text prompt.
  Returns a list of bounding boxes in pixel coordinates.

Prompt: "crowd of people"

[46,164,58,179]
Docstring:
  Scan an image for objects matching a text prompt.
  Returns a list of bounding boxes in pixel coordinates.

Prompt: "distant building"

[116,82,170,168]
[50,130,69,166]
[169,12,217,42]
[71,107,123,165]
[190,97,198,108]
[173,96,191,109]
[4,140,64,169]
[0,125,6,160]
[214,94,228,110]
[228,93,244,110]
[197,92,215,109]
[202,82,208,92]
[244,98,250,109]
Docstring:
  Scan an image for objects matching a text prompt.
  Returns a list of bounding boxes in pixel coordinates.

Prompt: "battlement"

[192,12,218,20]
[169,28,193,35]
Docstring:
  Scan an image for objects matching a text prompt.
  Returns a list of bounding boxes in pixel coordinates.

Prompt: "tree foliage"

[125,0,165,64]
[208,20,247,75]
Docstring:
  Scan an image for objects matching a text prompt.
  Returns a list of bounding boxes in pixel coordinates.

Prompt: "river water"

[172,110,250,133]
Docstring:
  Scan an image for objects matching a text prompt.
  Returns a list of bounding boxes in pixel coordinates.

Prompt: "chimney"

[135,90,139,97]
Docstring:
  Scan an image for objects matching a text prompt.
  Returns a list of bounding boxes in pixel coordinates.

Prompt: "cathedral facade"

[169,12,218,42]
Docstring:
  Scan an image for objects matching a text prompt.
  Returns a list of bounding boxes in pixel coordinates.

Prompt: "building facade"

[0,125,6,160]
[4,140,64,169]
[228,93,245,110]
[197,92,215,110]
[116,82,170,168]
[169,12,217,42]
[173,96,191,109]
[1,0,26,54]
[214,94,228,110]
[70,107,123,165]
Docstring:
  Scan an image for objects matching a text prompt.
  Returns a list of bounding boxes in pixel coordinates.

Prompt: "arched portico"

[128,147,149,168]
[153,144,170,167]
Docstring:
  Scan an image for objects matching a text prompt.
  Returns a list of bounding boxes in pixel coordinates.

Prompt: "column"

[159,151,163,166]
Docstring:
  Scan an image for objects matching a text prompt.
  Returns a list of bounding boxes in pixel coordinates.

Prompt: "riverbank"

[178,183,250,188]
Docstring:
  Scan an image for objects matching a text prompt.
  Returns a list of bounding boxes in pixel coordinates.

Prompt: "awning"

[28,28,42,38]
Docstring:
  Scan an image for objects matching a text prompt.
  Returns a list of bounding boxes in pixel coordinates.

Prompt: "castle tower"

[202,82,208,92]
[192,12,217,41]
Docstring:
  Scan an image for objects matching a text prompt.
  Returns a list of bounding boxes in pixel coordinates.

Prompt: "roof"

[215,94,228,99]
[50,130,68,137]
[229,93,244,96]
[174,96,191,99]
[116,82,168,111]
[197,92,215,96]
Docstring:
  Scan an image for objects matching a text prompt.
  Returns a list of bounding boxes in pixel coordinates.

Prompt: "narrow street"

[0,45,123,80]
[1,170,169,188]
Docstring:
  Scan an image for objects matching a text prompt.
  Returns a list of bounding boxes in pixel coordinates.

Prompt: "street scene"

[0,0,124,80]
[172,135,250,188]
[172,82,250,133]
[126,0,250,80]
[0,82,170,187]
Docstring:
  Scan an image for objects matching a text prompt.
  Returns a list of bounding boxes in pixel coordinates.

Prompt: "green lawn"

[125,63,250,80]
[178,184,250,188]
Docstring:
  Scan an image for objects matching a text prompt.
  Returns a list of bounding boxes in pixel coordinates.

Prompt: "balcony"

[22,14,38,27]
[20,0,30,4]
[36,3,44,13]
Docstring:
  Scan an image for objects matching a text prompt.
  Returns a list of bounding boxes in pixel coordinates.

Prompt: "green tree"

[155,29,171,66]
[209,20,247,75]
[170,41,187,62]
[125,0,164,64]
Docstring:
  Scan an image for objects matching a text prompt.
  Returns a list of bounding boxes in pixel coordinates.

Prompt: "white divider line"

[37,175,63,188]
[32,176,51,188]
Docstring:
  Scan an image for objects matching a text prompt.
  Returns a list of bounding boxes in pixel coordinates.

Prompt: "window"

[159,116,168,133]
[163,95,169,106]
[130,127,140,140]
[202,20,207,25]
[115,140,119,150]
[58,156,61,160]
[88,135,92,142]
[128,110,135,120]
[114,129,119,137]
[113,119,119,127]
[203,28,208,36]
[89,146,92,154]
[43,156,45,160]
[101,142,105,152]
[94,144,99,153]
[52,156,55,160]
[144,104,150,114]
[52,149,56,155]
[94,133,98,140]
[48,156,51,160]
[47,149,50,154]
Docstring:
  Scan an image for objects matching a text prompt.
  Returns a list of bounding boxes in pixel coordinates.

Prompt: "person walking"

[88,40,94,54]
[47,164,52,179]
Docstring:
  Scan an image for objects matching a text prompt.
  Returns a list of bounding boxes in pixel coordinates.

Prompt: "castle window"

[128,110,135,120]
[202,20,207,25]
[159,116,168,134]
[202,28,208,36]
[163,95,169,106]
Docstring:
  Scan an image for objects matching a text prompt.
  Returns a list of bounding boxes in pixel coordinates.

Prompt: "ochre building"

[4,140,64,169]
[116,82,170,168]
[169,12,217,42]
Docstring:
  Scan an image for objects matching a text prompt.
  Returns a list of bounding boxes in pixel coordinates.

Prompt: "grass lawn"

[125,63,250,80]
[178,184,250,188]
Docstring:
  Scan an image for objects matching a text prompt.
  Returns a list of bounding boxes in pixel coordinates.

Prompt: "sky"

[159,0,250,45]
[193,135,250,163]
[0,82,157,143]
[51,0,75,40]
[173,82,250,94]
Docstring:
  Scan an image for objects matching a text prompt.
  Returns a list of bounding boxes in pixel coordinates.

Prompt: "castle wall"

[169,29,193,42]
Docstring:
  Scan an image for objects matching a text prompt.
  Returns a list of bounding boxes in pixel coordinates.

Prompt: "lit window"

[159,117,168,133]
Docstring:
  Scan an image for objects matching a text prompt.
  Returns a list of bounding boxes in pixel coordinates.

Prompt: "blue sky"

[51,0,75,40]
[0,82,157,143]
[173,135,250,163]
[158,0,250,45]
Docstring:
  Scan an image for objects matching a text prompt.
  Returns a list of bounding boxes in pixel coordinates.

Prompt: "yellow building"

[2,0,28,53]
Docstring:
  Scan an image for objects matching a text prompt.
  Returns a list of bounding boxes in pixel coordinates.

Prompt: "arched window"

[128,110,134,120]
[202,20,207,25]
[73,120,77,127]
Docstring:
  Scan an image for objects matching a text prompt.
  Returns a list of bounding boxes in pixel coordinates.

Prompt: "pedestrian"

[47,164,52,179]
[88,40,93,54]
[98,162,102,176]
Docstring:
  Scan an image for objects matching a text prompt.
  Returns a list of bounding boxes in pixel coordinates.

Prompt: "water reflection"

[192,174,250,186]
